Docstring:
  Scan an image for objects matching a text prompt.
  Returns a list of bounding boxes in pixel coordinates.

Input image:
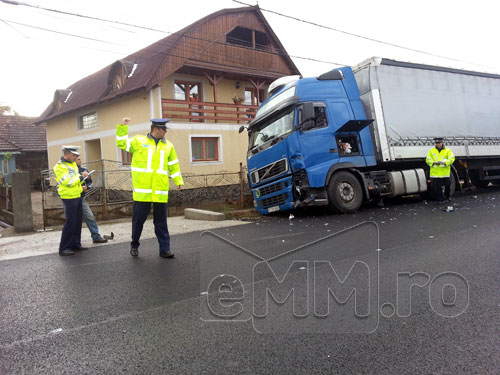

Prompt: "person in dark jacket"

[76,156,108,244]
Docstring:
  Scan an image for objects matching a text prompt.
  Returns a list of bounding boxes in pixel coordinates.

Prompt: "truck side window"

[336,135,360,155]
[313,105,328,129]
[300,102,328,130]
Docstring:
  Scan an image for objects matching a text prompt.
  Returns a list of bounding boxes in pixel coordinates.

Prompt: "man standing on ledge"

[116,117,184,258]
[426,137,455,201]
[53,146,88,256]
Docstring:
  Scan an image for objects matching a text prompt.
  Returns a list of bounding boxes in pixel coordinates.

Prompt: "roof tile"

[0,115,47,152]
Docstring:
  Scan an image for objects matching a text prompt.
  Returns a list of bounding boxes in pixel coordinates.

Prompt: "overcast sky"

[2,0,499,117]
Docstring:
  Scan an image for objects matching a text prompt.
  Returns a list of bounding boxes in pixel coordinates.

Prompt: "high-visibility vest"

[116,123,184,203]
[53,158,83,199]
[426,146,455,178]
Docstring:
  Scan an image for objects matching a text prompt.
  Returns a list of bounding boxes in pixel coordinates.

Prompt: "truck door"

[295,102,338,187]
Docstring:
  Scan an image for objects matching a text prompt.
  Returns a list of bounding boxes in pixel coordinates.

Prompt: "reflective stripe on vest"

[130,148,154,172]
[156,150,169,175]
[56,173,71,186]
[131,167,153,173]
[154,190,169,195]
[134,188,152,193]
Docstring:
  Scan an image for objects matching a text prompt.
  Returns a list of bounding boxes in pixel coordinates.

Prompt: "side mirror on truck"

[300,102,315,131]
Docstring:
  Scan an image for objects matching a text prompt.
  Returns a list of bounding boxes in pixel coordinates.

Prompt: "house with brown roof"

[36,6,300,179]
[0,115,48,187]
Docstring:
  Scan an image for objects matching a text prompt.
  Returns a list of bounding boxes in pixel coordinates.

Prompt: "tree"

[0,103,19,116]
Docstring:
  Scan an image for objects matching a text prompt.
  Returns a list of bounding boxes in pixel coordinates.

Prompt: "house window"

[79,112,98,130]
[174,81,202,122]
[226,27,270,50]
[191,137,219,162]
[121,150,132,165]
[244,88,266,106]
[112,67,126,92]
[174,81,201,101]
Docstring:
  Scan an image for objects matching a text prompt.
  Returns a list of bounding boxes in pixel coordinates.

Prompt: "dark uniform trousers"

[59,197,83,251]
[131,201,170,252]
[431,177,451,201]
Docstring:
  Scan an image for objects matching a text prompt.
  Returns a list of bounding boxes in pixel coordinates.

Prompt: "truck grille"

[258,182,283,196]
[250,158,288,184]
[260,193,288,209]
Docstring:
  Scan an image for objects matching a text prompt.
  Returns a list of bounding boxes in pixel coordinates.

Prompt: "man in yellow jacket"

[53,146,89,256]
[116,117,184,258]
[426,137,455,201]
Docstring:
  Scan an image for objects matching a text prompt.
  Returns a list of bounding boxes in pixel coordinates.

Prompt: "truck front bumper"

[252,175,294,215]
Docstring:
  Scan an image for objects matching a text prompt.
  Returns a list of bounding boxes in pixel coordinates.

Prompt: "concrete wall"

[11,171,33,232]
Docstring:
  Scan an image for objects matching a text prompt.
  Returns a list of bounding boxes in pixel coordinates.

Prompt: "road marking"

[258,232,306,241]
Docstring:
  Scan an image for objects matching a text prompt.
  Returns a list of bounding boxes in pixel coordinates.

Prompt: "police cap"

[433,137,444,143]
[151,118,170,129]
[62,145,80,156]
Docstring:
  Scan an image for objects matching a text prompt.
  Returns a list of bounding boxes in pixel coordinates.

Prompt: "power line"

[231,0,495,70]
[0,0,346,68]
[0,18,283,69]
[1,18,29,38]
[0,19,293,85]
[1,18,117,44]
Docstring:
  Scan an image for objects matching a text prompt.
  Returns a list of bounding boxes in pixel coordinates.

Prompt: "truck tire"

[327,171,363,213]
[449,171,457,197]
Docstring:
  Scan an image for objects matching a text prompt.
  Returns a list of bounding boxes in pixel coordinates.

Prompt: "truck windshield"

[249,107,295,149]
[254,86,296,121]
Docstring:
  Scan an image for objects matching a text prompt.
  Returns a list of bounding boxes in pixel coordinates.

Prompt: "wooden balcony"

[162,99,258,124]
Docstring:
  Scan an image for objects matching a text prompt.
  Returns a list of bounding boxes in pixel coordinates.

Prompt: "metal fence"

[41,159,251,227]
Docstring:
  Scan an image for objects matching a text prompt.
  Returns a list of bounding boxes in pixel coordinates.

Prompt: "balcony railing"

[162,99,258,124]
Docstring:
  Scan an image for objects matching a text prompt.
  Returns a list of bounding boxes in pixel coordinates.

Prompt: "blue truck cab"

[243,67,377,215]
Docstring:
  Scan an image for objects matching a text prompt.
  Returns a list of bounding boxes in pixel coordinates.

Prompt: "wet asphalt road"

[1,188,499,374]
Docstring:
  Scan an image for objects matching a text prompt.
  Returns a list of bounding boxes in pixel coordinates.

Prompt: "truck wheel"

[449,172,457,196]
[327,171,363,213]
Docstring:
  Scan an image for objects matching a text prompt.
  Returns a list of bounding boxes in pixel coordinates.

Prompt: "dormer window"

[53,89,72,111]
[108,60,137,94]
[226,27,270,50]
[111,67,127,93]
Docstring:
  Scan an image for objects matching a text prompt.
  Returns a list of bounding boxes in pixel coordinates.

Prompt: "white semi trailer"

[244,57,500,214]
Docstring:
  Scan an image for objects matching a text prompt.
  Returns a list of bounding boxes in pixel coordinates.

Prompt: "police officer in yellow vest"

[116,117,184,258]
[426,137,455,201]
[54,146,89,256]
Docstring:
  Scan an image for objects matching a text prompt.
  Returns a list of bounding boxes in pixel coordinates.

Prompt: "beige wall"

[46,73,253,174]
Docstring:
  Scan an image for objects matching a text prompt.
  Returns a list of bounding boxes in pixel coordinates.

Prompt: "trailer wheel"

[327,171,363,213]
